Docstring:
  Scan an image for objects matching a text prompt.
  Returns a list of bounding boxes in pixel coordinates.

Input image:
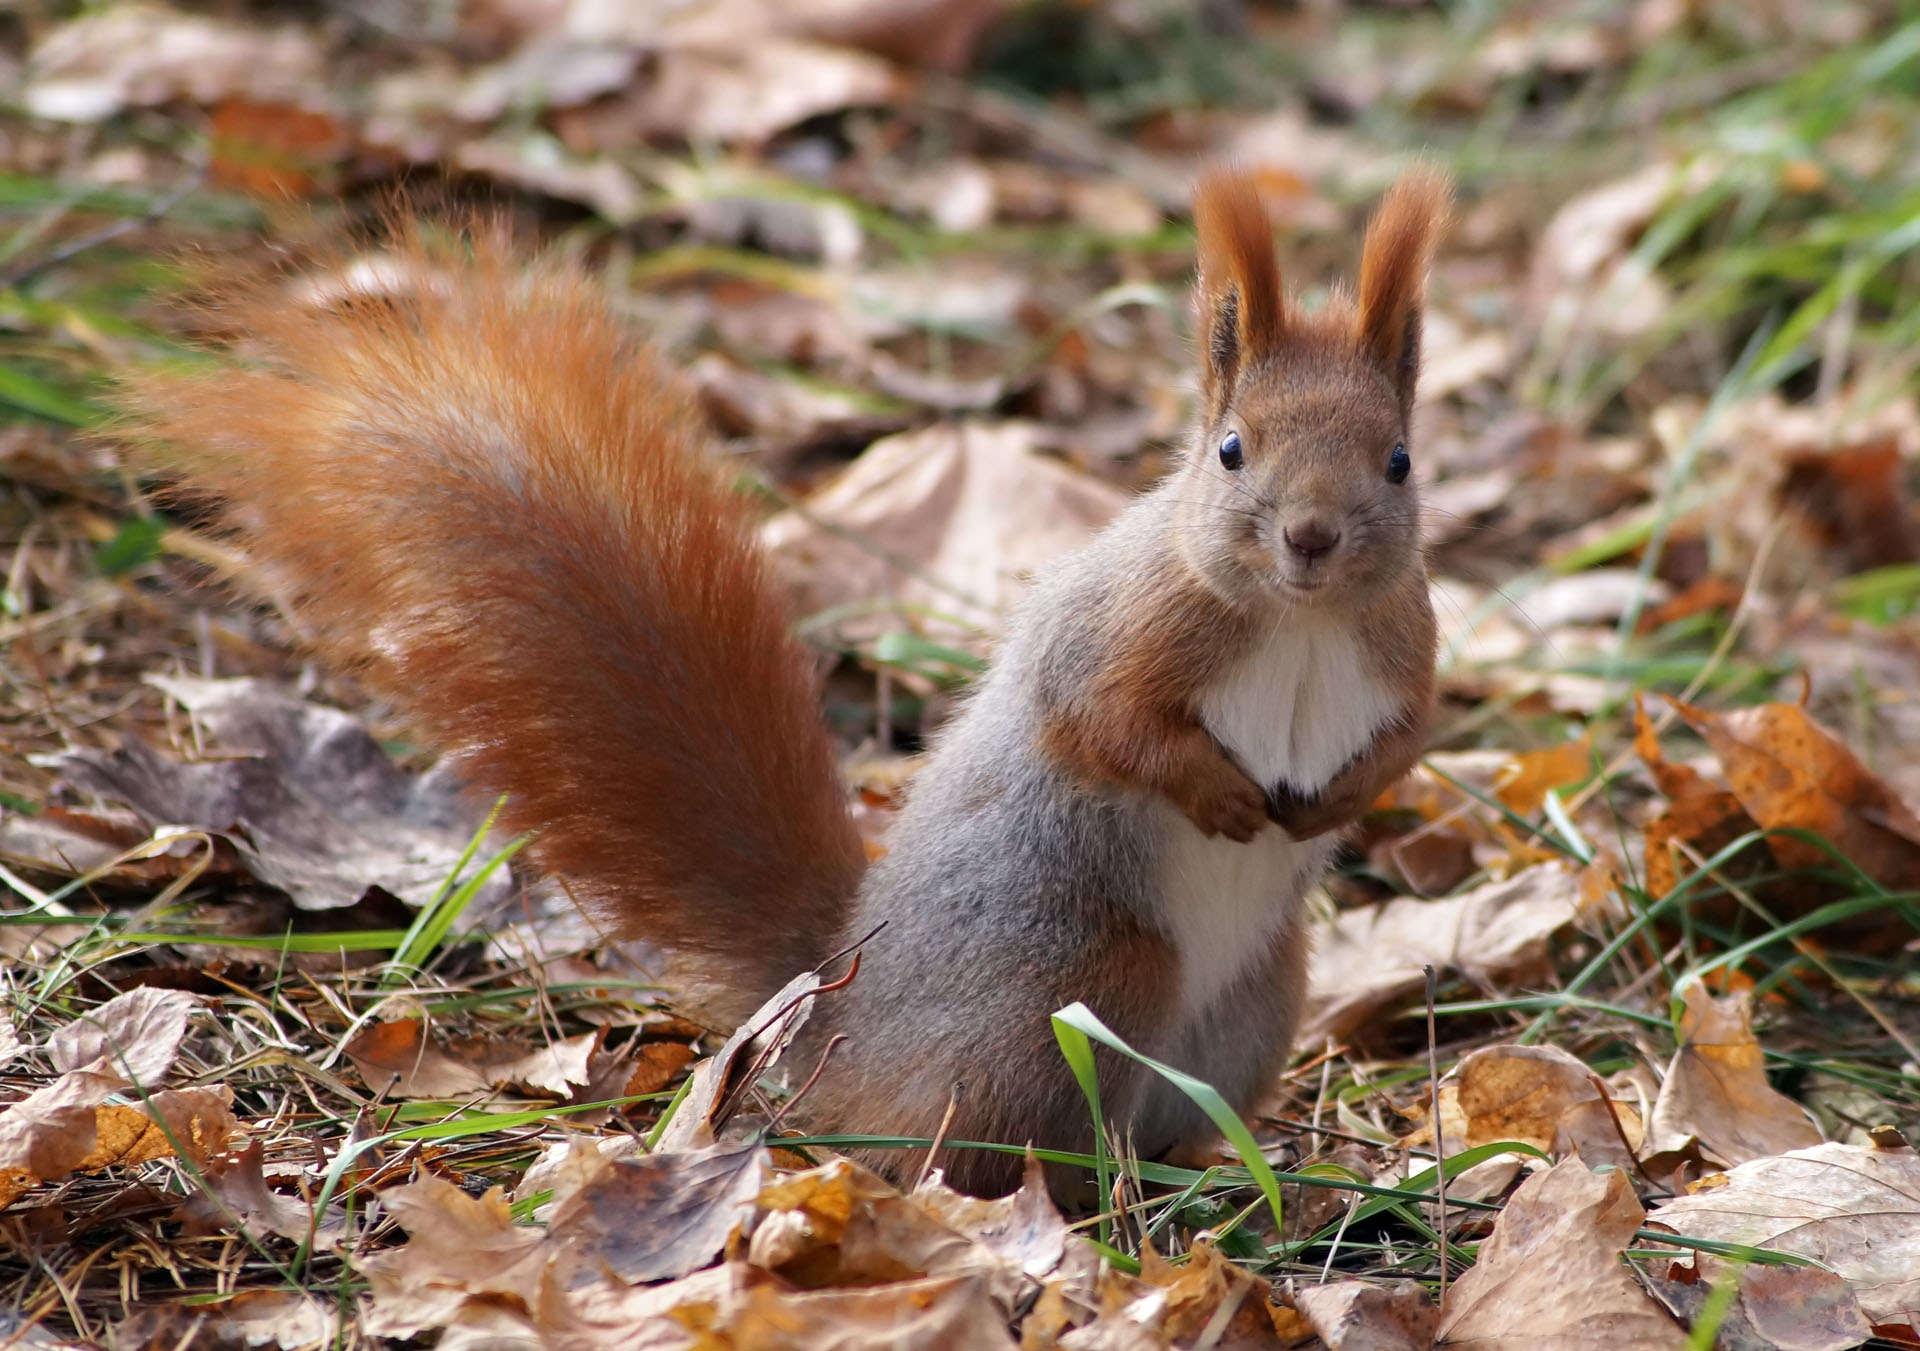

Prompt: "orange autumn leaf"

[1672,699,1920,888]
[1635,700,1758,899]
[1496,734,1593,814]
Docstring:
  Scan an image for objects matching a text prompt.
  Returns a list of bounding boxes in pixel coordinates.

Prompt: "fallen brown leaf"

[180,1140,345,1243]
[1646,1141,1920,1327]
[1302,864,1585,1047]
[1438,1043,1641,1171]
[0,1069,126,1207]
[1644,980,1822,1169]
[47,986,199,1085]
[1434,1158,1687,1349]
[1495,735,1593,814]
[57,677,514,916]
[23,3,325,123]
[362,1175,550,1339]
[1642,1257,1872,1351]
[726,1272,1016,1350]
[78,1086,237,1170]
[761,421,1128,645]
[114,1289,334,1351]
[1674,698,1920,891]
[548,1141,768,1285]
[1294,1279,1438,1351]
[342,1019,599,1100]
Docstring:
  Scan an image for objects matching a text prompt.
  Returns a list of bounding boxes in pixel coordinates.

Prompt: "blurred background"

[3,0,1920,826]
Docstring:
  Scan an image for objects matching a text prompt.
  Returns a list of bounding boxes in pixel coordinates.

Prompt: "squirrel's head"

[1171,166,1450,609]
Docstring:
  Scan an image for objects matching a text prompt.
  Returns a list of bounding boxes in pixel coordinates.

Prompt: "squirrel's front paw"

[1174,758,1269,843]
[1268,786,1351,841]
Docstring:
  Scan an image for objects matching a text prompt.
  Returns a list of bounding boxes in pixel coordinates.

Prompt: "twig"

[1425,964,1449,1298]
[766,1034,845,1134]
[1586,1072,1664,1194]
[912,1081,965,1192]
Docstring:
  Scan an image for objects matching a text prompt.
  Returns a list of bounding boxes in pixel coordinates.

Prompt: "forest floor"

[1,0,1918,1347]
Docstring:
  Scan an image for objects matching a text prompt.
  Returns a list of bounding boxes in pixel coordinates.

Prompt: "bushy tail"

[114,221,864,1024]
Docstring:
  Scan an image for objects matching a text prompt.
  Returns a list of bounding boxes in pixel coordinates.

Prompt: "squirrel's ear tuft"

[1356,166,1451,420]
[1194,168,1284,415]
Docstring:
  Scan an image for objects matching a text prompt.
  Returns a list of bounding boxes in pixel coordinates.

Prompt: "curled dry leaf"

[655,965,823,1154]
[752,1158,1034,1310]
[1672,698,1920,893]
[911,1154,1068,1292]
[1434,1158,1687,1349]
[1646,1141,1920,1328]
[48,986,199,1085]
[1644,980,1822,1169]
[1293,1279,1438,1351]
[1302,863,1584,1047]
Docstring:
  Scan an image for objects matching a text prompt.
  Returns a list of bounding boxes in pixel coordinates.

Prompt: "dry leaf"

[1439,1043,1641,1171]
[726,1272,1016,1350]
[57,677,514,916]
[912,1155,1068,1293]
[361,1175,550,1339]
[1434,1158,1687,1349]
[1634,699,1763,900]
[24,2,325,123]
[548,1141,768,1285]
[181,1140,345,1243]
[48,986,198,1085]
[753,1159,1032,1309]
[1302,864,1584,1046]
[1642,1257,1873,1351]
[1644,980,1822,1168]
[1646,1141,1920,1327]
[1294,1280,1438,1351]
[114,1290,334,1351]
[1674,698,1920,891]
[1495,735,1593,814]
[761,421,1128,644]
[342,1020,598,1099]
[0,1068,126,1207]
[78,1086,238,1170]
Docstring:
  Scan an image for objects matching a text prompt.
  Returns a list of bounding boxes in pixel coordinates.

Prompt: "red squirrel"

[115,168,1447,1197]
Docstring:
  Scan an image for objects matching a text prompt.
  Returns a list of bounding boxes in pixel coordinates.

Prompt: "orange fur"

[1357,167,1451,411]
[1193,168,1285,404]
[113,221,865,1026]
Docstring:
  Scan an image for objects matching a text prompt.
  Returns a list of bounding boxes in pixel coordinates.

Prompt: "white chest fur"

[1156,609,1400,1017]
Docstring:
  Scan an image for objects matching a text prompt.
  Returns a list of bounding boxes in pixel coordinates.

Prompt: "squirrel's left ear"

[1356,167,1451,422]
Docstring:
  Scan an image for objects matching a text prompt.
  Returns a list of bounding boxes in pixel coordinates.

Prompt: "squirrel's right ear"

[1356,166,1451,422]
[1193,169,1284,418]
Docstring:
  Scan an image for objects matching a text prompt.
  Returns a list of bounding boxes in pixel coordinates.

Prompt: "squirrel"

[114,167,1447,1198]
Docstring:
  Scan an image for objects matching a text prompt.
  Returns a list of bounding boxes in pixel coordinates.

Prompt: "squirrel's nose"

[1283,520,1341,564]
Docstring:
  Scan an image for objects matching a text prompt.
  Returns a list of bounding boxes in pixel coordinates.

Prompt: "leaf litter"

[2,0,1919,1346]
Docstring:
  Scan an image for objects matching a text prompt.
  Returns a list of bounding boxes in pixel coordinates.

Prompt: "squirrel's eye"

[1218,430,1244,471]
[1386,442,1411,484]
